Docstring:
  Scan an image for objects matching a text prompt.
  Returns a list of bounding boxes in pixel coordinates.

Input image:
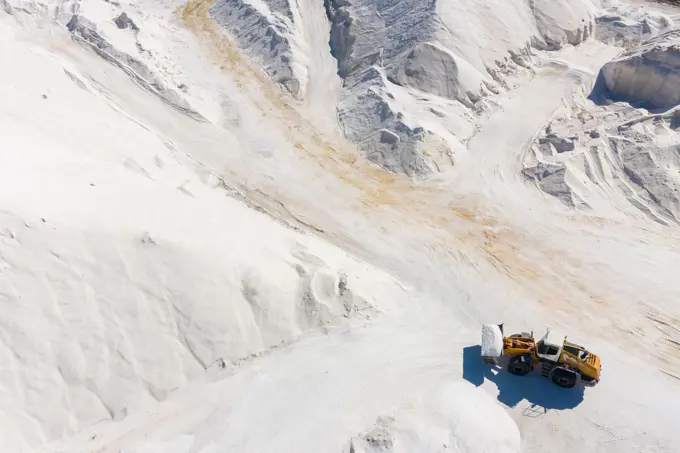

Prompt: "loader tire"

[551,367,578,388]
[508,356,531,376]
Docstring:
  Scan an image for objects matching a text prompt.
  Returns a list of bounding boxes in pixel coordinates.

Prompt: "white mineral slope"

[430,39,680,451]
[322,0,601,175]
[0,17,412,452]
[524,3,680,223]
[0,3,525,453]
[133,2,680,450]
[602,29,680,109]
[0,33,525,452]
[450,39,680,347]
[208,0,600,175]
[43,24,680,453]
[40,311,522,453]
[3,0,680,452]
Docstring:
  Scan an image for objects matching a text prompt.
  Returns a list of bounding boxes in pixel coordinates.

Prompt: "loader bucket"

[481,324,503,364]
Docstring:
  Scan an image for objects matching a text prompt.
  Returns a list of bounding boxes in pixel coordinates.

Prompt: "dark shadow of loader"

[463,345,584,413]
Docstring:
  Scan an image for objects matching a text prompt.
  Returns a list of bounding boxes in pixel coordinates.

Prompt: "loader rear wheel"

[551,367,578,388]
[507,356,531,376]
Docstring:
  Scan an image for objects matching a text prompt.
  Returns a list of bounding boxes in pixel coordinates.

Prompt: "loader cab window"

[537,341,559,356]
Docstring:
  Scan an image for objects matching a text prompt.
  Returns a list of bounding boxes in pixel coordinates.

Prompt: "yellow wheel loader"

[481,324,601,388]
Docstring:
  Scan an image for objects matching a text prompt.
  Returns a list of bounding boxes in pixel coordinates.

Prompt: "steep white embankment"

[208,0,343,129]
[209,0,309,99]
[205,0,598,175]
[524,3,680,224]
[0,13,409,451]
[601,29,680,109]
[322,0,598,175]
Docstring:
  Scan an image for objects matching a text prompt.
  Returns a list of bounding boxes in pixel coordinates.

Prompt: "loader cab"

[536,329,564,363]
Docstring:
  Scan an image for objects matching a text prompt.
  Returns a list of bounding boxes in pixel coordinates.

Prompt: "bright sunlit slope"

[2,0,680,452]
[0,17,413,451]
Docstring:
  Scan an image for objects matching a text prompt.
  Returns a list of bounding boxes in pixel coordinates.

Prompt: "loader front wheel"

[507,356,531,376]
[551,367,578,388]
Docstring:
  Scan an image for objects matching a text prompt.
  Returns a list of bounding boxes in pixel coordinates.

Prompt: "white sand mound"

[391,42,492,108]
[601,30,680,109]
[0,27,408,450]
[348,383,520,453]
[337,67,460,175]
[533,0,596,50]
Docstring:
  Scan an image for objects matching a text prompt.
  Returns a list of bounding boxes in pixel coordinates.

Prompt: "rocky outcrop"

[596,5,673,48]
[114,12,138,30]
[324,0,595,175]
[524,101,680,224]
[209,0,597,176]
[538,133,578,153]
[601,30,680,110]
[337,67,456,176]
[522,160,579,207]
[210,0,307,99]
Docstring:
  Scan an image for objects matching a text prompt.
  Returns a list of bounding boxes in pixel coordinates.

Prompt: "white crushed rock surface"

[524,2,680,224]
[0,22,409,448]
[326,0,598,175]
[596,1,676,46]
[2,0,680,452]
[481,324,503,358]
[347,383,520,453]
[207,0,598,175]
[524,94,680,224]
